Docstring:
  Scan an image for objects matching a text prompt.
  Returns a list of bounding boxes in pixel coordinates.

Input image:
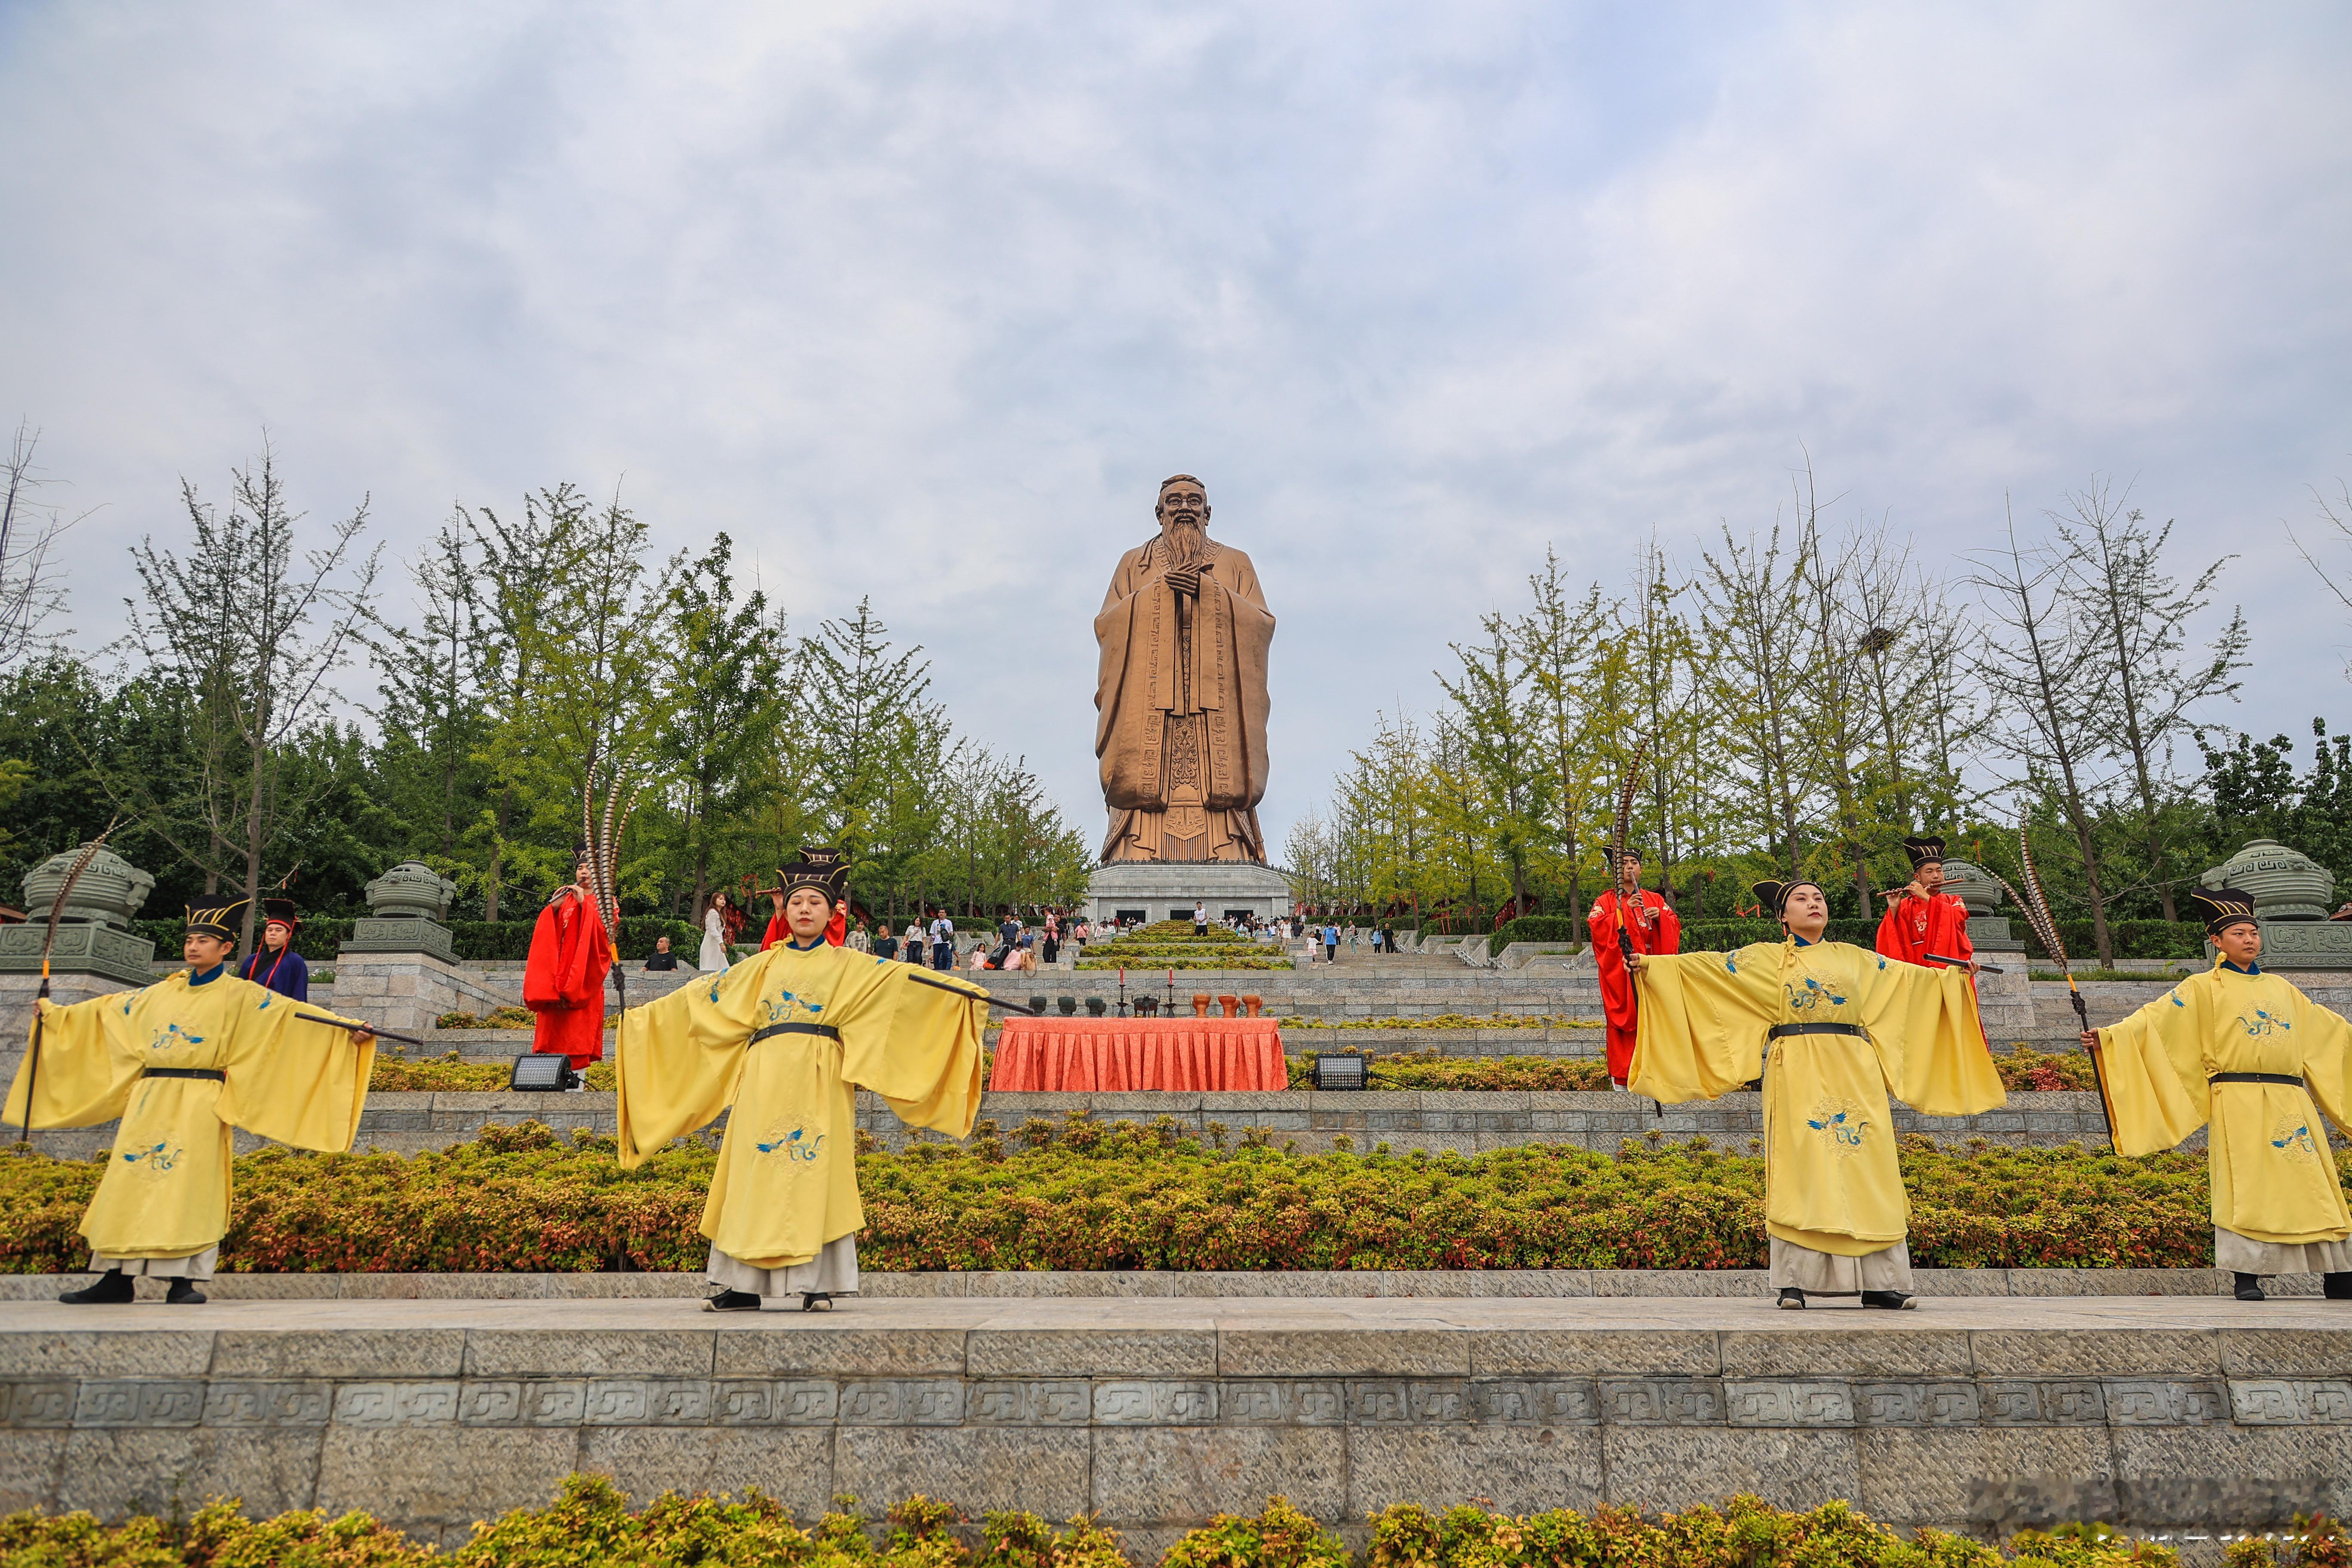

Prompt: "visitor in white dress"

[698,891,735,972]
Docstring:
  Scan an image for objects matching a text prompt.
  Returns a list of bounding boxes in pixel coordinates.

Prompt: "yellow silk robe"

[2097,960,2352,1245]
[2,970,375,1259]
[1630,937,2004,1256]
[616,940,986,1270]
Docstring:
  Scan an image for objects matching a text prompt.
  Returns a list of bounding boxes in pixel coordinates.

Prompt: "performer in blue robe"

[237,896,310,1002]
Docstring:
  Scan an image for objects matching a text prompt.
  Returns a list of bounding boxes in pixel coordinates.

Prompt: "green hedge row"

[0,1478,2242,1568]
[128,916,700,963]
[0,1121,2239,1274]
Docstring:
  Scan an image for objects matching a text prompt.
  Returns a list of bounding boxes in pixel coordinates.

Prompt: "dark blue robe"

[239,946,310,1002]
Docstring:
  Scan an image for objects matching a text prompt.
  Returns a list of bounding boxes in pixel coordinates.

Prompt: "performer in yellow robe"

[4,898,377,1304]
[2088,885,2352,1302]
[1629,878,2004,1308]
[616,850,988,1311]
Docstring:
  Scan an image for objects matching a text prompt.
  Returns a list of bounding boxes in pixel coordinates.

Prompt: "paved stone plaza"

[2,1293,2346,1547]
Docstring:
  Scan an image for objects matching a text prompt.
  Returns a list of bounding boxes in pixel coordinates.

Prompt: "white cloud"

[2,0,2347,846]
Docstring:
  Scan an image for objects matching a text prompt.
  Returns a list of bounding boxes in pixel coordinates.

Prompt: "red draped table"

[989,1017,1286,1092]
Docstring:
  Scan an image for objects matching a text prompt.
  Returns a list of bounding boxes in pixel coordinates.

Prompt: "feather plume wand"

[1984,832,2114,1144]
[582,763,637,1020]
[19,821,119,1149]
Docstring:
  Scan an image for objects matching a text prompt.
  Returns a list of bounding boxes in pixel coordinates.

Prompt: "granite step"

[2,1293,2342,1546]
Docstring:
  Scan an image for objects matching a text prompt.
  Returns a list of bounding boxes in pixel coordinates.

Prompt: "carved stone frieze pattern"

[10,1374,2346,1431]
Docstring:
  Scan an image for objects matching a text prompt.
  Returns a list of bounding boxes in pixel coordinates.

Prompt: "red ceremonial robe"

[525,887,613,1067]
[760,905,848,952]
[1874,892,1973,969]
[1588,889,1680,1085]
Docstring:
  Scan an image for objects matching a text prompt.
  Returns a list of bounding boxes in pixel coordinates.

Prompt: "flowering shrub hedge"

[1,1480,2269,1567]
[0,1115,2248,1274]
[1289,1053,1614,1091]
[1077,955,1294,971]
[1280,1014,1600,1030]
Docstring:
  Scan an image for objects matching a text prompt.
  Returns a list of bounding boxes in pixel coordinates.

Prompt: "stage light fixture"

[509,1054,578,1092]
[1311,1054,1368,1091]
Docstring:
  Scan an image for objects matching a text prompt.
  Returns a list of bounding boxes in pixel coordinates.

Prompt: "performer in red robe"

[759,847,851,950]
[525,855,614,1068]
[1588,850,1680,1086]
[1874,835,1975,971]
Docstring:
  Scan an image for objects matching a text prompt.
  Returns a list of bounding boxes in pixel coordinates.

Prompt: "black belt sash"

[750,1022,841,1045]
[1744,1021,1869,1088]
[142,1067,226,1081]
[2209,1072,2304,1088]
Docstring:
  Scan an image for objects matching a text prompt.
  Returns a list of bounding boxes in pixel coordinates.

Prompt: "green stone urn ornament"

[364,862,460,921]
[2201,839,2337,921]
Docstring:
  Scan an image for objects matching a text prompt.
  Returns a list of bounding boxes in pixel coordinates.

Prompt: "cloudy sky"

[3,2,2348,851]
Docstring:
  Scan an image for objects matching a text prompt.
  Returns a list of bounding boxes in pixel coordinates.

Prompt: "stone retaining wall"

[1,1296,2344,1547]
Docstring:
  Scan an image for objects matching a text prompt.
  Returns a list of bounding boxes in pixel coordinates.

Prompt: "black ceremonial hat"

[1752,879,1823,918]
[1901,835,1947,871]
[2190,885,2258,936]
[779,846,850,901]
[184,898,248,941]
[260,897,300,930]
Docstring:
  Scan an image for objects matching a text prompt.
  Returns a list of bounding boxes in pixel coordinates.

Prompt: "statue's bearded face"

[1156,480,1210,562]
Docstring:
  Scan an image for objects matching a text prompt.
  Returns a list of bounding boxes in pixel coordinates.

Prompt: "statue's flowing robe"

[1630,937,2002,1289]
[616,942,985,1284]
[3,968,374,1275]
[2097,959,2352,1274]
[1094,536,1275,863]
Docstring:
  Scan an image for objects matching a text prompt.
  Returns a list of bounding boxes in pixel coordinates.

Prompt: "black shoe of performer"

[2326,1272,2352,1300]
[801,1292,834,1312]
[1860,1290,1916,1310]
[701,1289,762,1313]
[2233,1273,2266,1301]
[58,1270,133,1305]
[165,1279,206,1305]
[1776,1288,1805,1310]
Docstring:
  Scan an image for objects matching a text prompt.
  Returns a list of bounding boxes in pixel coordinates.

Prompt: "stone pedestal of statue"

[1086,862,1294,930]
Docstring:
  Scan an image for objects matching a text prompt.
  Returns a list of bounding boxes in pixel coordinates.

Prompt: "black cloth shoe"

[2324,1272,2352,1300]
[2233,1273,2266,1301]
[59,1270,133,1305]
[165,1279,206,1305]
[1775,1288,1805,1310]
[801,1292,834,1312]
[1860,1290,1916,1310]
[701,1289,761,1313]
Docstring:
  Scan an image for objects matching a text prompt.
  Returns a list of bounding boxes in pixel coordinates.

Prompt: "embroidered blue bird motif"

[756,1127,825,1161]
[122,1141,178,1173]
[1725,953,1739,974]
[1808,1111,1847,1132]
[147,1021,206,1052]
[2275,1124,2313,1152]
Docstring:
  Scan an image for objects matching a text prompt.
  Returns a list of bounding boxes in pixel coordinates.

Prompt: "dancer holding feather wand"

[6,891,377,1305]
[1625,876,2005,1309]
[614,847,992,1314]
[2086,885,2352,1303]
